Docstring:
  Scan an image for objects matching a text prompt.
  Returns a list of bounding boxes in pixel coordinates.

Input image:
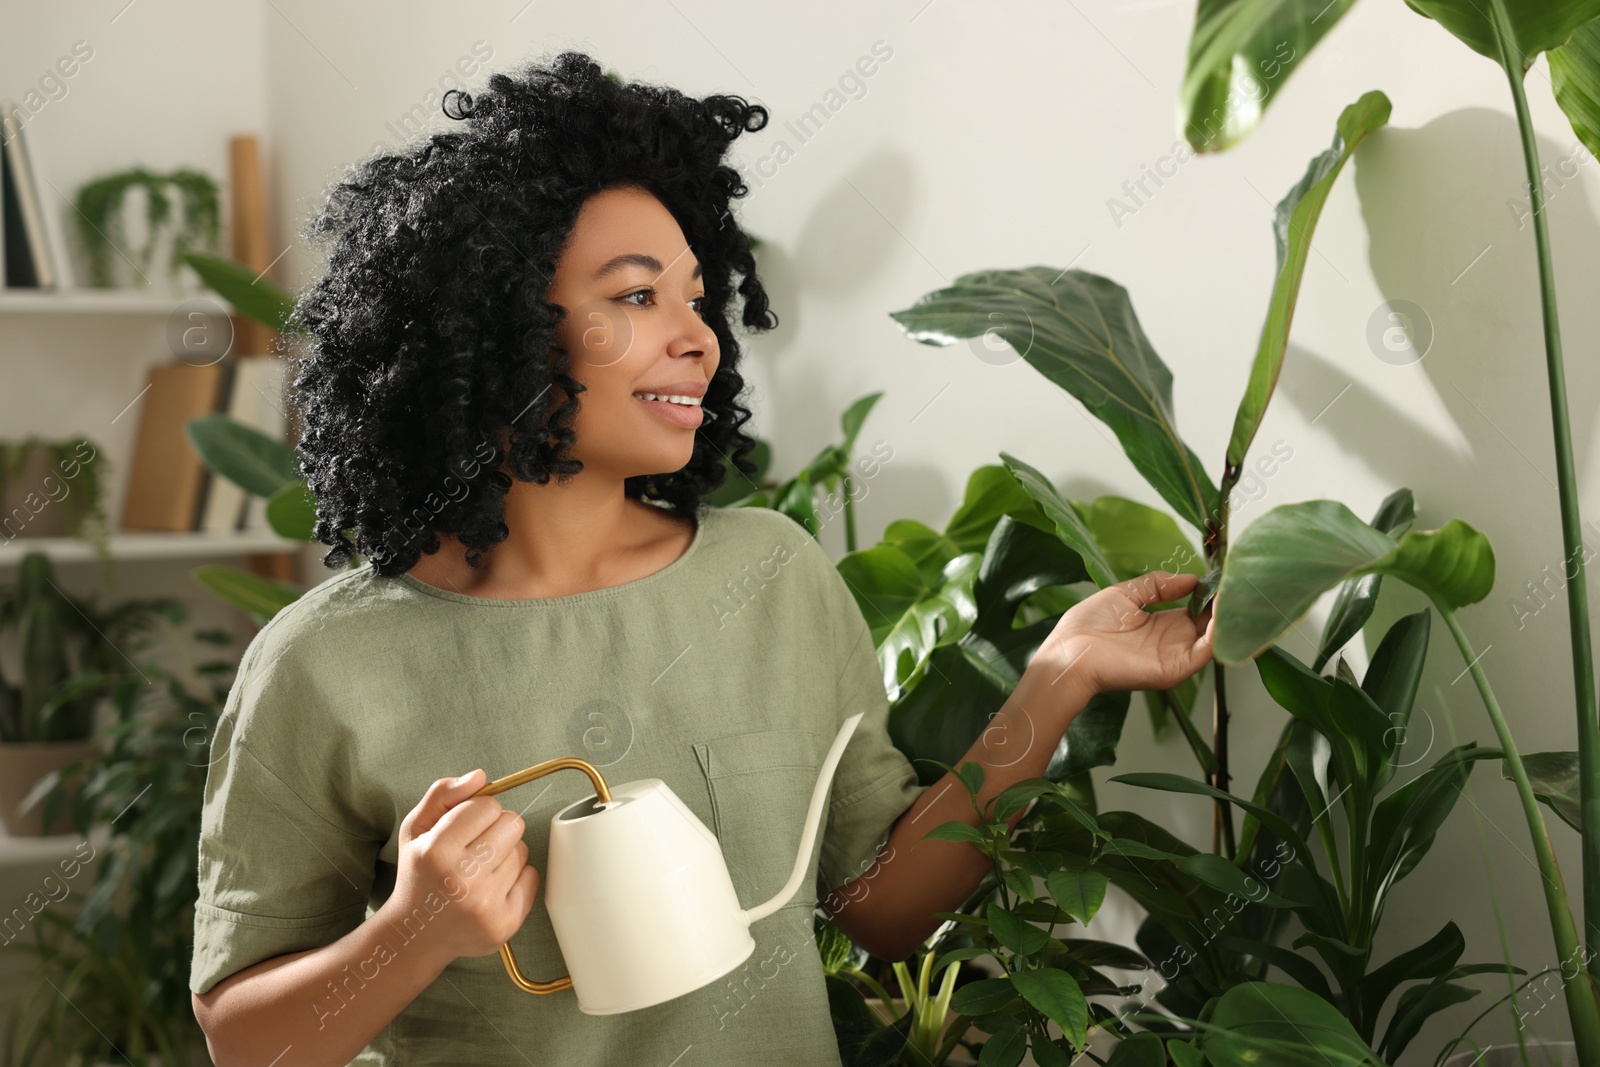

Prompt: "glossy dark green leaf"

[1178,853,1302,908]
[185,413,300,498]
[950,978,1020,1016]
[1180,0,1363,152]
[978,1012,1027,1067]
[1368,744,1500,908]
[1046,869,1109,925]
[1314,489,1416,671]
[1215,500,1494,663]
[1404,0,1600,73]
[1111,772,1315,871]
[1377,979,1477,1061]
[840,542,978,698]
[943,464,1055,554]
[1225,91,1391,471]
[1075,495,1205,581]
[1360,610,1431,790]
[181,252,301,334]
[890,269,1217,533]
[1212,934,1335,1002]
[1257,646,1393,795]
[1168,1041,1205,1067]
[999,454,1118,589]
[1360,921,1465,1027]
[988,903,1050,956]
[1519,750,1582,832]
[1010,969,1089,1048]
[1551,18,1600,157]
[1200,981,1379,1065]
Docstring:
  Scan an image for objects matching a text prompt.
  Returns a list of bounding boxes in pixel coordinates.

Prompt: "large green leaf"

[1199,981,1380,1065]
[1519,750,1582,831]
[1258,645,1394,797]
[1366,744,1500,914]
[1009,969,1088,1048]
[190,565,302,625]
[891,270,1217,533]
[884,517,1131,784]
[1314,488,1416,671]
[1225,92,1391,471]
[1180,0,1364,152]
[180,252,301,334]
[185,414,300,498]
[943,465,1056,555]
[1551,18,1600,156]
[1404,0,1600,73]
[265,481,317,541]
[1360,610,1432,792]
[1000,454,1118,589]
[1359,921,1464,1032]
[1214,500,1494,663]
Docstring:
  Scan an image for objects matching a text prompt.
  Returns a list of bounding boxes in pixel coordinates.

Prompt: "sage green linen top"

[190,503,929,1066]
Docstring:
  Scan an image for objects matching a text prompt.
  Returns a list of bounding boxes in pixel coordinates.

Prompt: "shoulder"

[231,563,416,698]
[698,504,834,575]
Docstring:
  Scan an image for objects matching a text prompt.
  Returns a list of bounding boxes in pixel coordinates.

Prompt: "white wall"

[7,0,1600,1060]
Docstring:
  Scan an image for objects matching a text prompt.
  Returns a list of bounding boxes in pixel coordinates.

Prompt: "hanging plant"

[71,167,221,288]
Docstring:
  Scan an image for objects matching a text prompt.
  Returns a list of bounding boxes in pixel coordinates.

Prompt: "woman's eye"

[620,288,654,307]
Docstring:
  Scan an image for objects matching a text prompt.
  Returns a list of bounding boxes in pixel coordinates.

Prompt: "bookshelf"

[0,531,305,568]
[0,288,195,315]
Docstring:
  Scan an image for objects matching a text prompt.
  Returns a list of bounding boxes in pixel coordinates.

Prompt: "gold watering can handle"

[472,758,612,995]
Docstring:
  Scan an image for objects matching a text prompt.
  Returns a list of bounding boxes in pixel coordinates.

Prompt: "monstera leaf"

[884,516,1130,785]
[1213,500,1495,664]
[891,271,1217,534]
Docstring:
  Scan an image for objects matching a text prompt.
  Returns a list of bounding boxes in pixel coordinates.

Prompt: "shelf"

[0,530,304,566]
[0,288,200,315]
[0,822,111,867]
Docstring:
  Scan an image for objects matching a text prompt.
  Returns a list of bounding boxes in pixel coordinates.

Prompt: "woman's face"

[543,183,721,481]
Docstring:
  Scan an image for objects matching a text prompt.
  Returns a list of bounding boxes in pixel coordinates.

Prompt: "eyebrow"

[591,252,704,282]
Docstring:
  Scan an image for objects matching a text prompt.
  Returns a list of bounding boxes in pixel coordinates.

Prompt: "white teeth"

[633,393,702,406]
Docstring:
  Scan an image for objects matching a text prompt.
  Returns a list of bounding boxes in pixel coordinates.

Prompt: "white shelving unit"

[0,288,199,315]
[0,531,304,567]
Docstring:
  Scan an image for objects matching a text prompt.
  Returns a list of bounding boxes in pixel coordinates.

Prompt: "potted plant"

[3,613,234,1065]
[0,436,112,564]
[71,168,220,290]
[0,552,182,836]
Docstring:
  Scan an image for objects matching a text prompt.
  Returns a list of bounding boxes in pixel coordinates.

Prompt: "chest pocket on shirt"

[693,728,820,915]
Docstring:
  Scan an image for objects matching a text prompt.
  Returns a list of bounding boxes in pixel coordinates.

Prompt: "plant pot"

[1444,1043,1577,1066]
[0,444,67,538]
[0,738,99,836]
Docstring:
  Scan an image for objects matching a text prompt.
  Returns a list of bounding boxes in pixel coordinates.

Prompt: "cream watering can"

[471,711,865,1015]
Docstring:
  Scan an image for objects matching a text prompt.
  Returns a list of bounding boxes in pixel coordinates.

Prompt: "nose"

[669,301,717,361]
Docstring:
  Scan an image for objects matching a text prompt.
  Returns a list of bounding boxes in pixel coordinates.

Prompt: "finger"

[403,769,485,839]
[430,794,507,849]
[1123,570,1200,607]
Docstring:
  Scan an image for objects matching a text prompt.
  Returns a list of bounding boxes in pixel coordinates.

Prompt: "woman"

[188,51,1214,1067]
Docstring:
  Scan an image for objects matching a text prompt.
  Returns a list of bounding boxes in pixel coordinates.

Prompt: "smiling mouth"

[631,392,704,428]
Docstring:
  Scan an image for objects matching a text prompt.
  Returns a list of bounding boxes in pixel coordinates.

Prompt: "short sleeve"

[190,623,384,996]
[810,542,931,899]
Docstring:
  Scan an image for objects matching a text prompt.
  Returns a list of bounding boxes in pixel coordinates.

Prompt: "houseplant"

[0,436,112,569]
[0,551,181,836]
[1177,0,1600,1057]
[72,168,220,289]
[4,614,235,1066]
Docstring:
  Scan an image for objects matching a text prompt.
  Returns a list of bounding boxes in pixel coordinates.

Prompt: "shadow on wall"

[1276,107,1600,667]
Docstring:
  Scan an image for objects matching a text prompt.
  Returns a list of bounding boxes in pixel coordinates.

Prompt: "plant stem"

[1210,470,1238,857]
[1483,0,1600,988]
[1442,608,1600,1061]
[1161,687,1217,777]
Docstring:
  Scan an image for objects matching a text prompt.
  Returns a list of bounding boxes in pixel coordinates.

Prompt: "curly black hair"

[288,50,777,577]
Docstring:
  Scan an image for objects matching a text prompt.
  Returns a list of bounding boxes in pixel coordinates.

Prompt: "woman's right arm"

[192,769,540,1067]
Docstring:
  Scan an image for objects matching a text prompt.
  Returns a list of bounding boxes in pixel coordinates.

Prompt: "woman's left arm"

[823,570,1217,961]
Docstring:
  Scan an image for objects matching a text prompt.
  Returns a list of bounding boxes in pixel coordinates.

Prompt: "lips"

[633,394,703,429]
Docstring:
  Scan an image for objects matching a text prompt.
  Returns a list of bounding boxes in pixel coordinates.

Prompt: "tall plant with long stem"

[1175,0,1600,1053]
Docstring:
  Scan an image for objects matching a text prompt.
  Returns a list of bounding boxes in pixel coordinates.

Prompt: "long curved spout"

[744,711,865,925]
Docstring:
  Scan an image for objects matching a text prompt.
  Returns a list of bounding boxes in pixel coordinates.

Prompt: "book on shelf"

[0,100,75,290]
[121,359,236,533]
[197,355,290,535]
